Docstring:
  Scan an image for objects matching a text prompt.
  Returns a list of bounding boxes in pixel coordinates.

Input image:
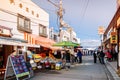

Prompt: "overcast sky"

[32,0,117,48]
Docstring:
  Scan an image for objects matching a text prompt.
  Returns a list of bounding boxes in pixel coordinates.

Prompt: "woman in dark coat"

[93,51,97,63]
[100,50,105,64]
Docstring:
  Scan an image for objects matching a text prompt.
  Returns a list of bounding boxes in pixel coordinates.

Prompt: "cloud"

[81,39,101,48]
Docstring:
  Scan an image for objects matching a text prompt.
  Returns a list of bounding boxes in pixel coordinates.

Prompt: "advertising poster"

[11,55,29,78]
[5,55,30,80]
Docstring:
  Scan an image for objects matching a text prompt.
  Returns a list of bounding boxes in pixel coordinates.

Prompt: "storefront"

[117,28,120,71]
[0,36,40,79]
[103,38,110,49]
[0,37,40,64]
[0,25,13,70]
[103,6,120,74]
[24,33,60,56]
[24,33,62,70]
[116,7,120,70]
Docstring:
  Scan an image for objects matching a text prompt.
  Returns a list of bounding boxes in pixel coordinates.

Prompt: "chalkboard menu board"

[4,55,30,80]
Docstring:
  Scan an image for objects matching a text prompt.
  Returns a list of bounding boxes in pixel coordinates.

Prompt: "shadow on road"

[34,69,62,74]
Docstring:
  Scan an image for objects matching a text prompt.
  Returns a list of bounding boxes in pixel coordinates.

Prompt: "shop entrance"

[0,45,4,68]
[0,45,13,79]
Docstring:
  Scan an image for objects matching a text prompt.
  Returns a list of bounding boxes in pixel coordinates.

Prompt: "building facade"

[59,28,80,44]
[0,0,49,75]
[103,0,120,74]
[0,0,49,39]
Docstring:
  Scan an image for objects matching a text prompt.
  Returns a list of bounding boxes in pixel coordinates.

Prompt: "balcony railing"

[39,33,48,37]
[17,26,32,33]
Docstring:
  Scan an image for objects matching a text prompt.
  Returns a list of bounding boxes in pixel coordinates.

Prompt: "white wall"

[60,29,80,43]
[71,31,76,42]
[61,30,70,41]
[0,0,49,39]
[77,38,80,44]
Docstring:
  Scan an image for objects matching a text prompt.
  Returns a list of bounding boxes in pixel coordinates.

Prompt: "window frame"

[39,24,47,37]
[17,14,32,33]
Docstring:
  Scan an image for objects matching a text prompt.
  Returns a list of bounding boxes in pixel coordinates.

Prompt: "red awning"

[24,33,56,49]
[50,46,62,50]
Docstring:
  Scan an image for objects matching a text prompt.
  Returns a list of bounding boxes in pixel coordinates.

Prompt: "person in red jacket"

[105,50,112,62]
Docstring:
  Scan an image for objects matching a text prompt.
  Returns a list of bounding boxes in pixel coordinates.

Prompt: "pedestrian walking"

[99,50,105,64]
[111,48,117,61]
[97,50,101,63]
[74,51,78,63]
[115,45,118,61]
[77,50,83,63]
[93,51,97,63]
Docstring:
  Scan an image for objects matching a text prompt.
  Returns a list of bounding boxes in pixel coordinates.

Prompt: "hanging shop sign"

[98,26,104,35]
[110,32,117,44]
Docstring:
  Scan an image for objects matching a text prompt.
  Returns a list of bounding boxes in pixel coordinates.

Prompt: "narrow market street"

[1,0,120,80]
[31,56,112,80]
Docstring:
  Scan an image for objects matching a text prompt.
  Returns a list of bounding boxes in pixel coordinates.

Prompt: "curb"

[103,64,114,80]
[105,62,120,80]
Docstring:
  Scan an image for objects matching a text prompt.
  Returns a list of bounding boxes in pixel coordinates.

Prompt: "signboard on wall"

[110,32,117,44]
[0,27,11,37]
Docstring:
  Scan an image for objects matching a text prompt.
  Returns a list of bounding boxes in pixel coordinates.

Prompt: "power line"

[14,0,55,14]
[35,2,57,12]
[0,18,49,27]
[0,8,49,25]
[79,0,89,22]
[81,0,89,20]
[0,19,17,23]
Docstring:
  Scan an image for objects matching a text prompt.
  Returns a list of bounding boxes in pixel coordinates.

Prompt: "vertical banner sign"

[110,32,117,44]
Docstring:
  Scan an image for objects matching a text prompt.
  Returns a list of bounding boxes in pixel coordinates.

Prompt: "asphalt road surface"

[31,56,112,80]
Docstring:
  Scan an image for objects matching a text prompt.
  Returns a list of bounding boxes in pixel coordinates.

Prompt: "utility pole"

[67,27,72,41]
[48,0,63,42]
[59,0,63,34]
[58,0,63,42]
